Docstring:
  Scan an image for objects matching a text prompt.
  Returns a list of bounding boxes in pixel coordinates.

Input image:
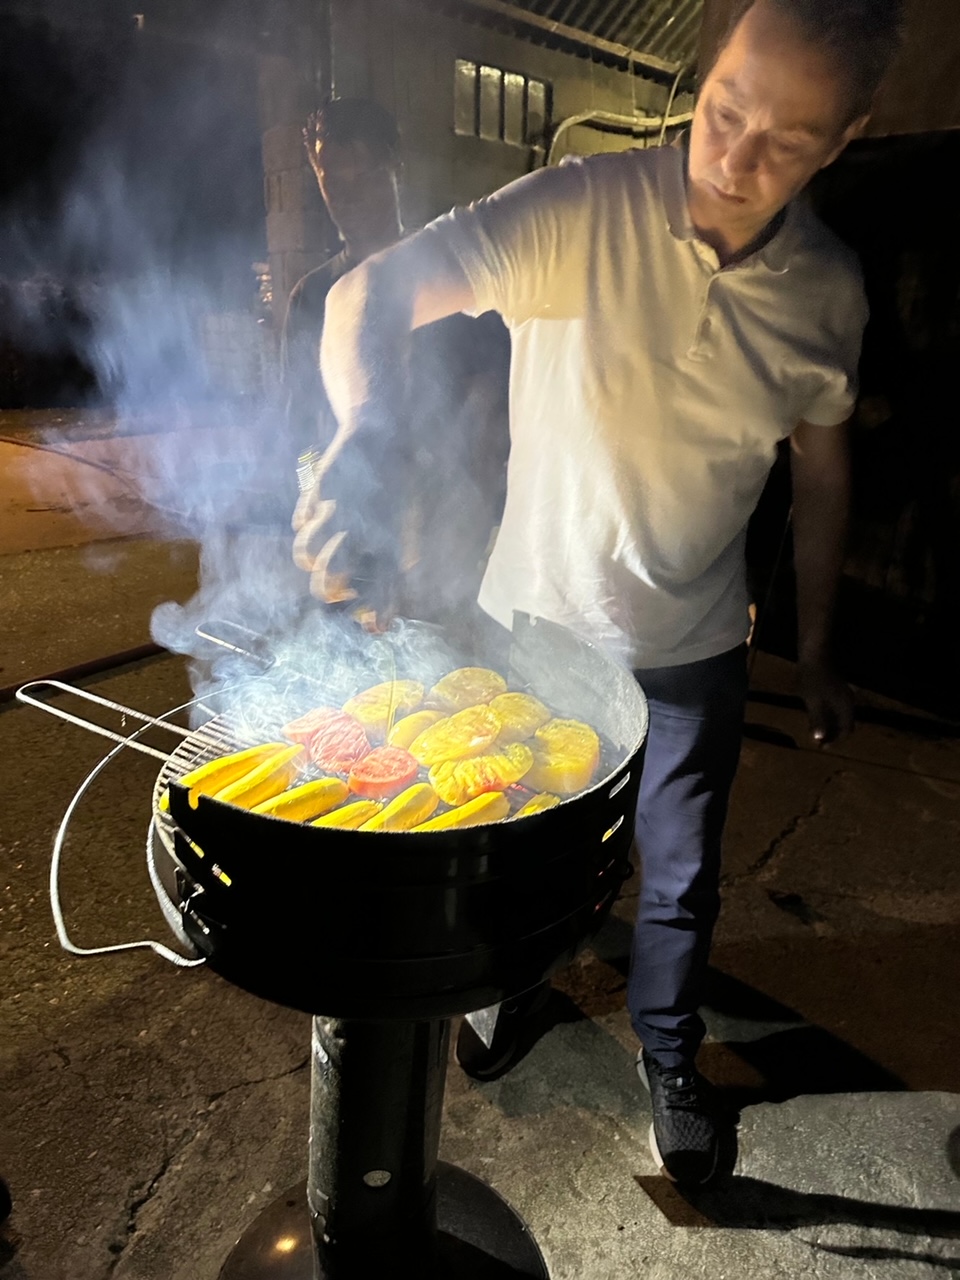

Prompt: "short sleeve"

[420,159,589,328]
[801,258,870,427]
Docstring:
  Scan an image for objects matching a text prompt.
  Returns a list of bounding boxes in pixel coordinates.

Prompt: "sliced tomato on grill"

[306,712,371,774]
[282,706,343,747]
[348,746,420,798]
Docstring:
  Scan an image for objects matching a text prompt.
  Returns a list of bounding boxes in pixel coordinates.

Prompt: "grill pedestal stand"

[219,1017,549,1279]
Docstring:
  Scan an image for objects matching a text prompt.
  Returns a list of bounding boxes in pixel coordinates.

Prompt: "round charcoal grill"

[21,614,648,1279]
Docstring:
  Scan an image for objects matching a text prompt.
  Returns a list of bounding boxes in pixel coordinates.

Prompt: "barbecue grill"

[19,614,648,1278]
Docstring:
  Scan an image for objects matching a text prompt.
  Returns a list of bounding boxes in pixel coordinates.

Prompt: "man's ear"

[820,112,870,170]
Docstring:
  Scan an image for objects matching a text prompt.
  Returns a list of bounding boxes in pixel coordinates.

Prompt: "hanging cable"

[658,63,686,147]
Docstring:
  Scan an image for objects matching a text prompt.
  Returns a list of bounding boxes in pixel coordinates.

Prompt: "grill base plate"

[218,1166,549,1279]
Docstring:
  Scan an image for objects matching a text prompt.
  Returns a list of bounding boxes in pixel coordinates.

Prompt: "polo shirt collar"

[661,139,793,275]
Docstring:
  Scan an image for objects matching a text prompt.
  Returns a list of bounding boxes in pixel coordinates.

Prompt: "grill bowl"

[152,615,647,1019]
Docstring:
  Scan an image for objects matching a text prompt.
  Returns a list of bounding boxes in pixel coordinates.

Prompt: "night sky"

[0,7,266,281]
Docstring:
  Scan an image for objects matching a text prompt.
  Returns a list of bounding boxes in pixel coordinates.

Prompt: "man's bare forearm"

[790,419,851,667]
[319,233,476,447]
[319,252,414,448]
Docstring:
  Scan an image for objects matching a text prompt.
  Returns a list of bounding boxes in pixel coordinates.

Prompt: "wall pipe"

[546,105,693,166]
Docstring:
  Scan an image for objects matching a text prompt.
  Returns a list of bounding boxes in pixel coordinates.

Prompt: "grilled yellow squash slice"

[253,777,349,822]
[359,783,440,832]
[179,743,291,810]
[412,792,510,831]
[213,745,304,809]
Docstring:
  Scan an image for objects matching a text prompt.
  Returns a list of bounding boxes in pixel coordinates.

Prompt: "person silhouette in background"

[281,99,405,459]
[281,98,509,623]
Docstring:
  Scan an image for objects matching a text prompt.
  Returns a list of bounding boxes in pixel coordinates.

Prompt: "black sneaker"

[456,983,551,1081]
[636,1049,719,1186]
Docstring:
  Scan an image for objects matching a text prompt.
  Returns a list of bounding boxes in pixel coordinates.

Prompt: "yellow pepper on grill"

[525,719,600,796]
[359,783,439,832]
[342,680,424,739]
[179,743,291,810]
[213,745,304,810]
[252,777,349,822]
[428,667,507,712]
[409,705,502,767]
[387,709,444,751]
[428,743,533,807]
[513,793,561,818]
[312,799,383,829]
[489,692,551,743]
[412,791,511,832]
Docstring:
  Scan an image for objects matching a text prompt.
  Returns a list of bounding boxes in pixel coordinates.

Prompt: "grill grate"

[151,713,258,858]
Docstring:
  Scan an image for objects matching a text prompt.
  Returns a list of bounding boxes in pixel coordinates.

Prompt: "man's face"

[309,137,400,244]
[688,0,867,242]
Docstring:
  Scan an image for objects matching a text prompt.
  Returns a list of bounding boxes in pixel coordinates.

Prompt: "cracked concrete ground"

[2,527,960,1280]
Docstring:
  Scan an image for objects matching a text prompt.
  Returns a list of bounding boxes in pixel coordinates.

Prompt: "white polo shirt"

[426,144,868,669]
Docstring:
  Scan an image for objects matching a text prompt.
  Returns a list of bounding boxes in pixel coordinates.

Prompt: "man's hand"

[291,438,356,603]
[303,111,325,185]
[292,494,356,604]
[797,657,854,745]
[291,430,405,625]
[791,418,853,746]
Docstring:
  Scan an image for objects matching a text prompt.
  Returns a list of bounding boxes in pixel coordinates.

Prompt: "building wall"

[328,0,689,230]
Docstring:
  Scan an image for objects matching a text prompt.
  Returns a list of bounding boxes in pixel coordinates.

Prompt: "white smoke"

[6,8,513,730]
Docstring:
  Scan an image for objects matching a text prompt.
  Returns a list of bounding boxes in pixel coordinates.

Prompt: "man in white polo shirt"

[293,0,904,1185]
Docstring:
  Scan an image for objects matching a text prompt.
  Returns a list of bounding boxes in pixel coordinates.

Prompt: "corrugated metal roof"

[443,0,704,78]
[513,0,704,69]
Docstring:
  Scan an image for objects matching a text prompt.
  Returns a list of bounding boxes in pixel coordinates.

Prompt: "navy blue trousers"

[628,645,748,1069]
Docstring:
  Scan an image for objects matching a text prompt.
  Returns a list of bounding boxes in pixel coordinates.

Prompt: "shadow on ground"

[637,1172,960,1250]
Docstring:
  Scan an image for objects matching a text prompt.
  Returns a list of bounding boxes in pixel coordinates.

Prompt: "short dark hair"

[306,98,401,165]
[706,0,906,119]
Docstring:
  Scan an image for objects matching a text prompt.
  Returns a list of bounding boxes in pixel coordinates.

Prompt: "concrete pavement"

[2,644,958,1279]
[1,420,959,1279]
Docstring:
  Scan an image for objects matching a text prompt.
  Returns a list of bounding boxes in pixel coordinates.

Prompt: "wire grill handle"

[15,680,194,762]
[29,686,208,968]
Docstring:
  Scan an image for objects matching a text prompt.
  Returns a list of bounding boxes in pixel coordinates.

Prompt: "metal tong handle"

[15,680,193,762]
[194,619,277,669]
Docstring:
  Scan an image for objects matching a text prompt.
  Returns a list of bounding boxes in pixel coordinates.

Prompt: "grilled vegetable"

[253,777,349,822]
[214,745,305,809]
[428,743,533,807]
[179,743,291,810]
[428,667,507,712]
[409,705,502,767]
[343,680,424,739]
[489,692,551,743]
[525,719,600,795]
[312,799,383,829]
[282,706,342,746]
[348,746,419,798]
[513,793,561,818]
[412,792,510,831]
[306,711,370,773]
[387,709,444,751]
[359,783,439,831]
